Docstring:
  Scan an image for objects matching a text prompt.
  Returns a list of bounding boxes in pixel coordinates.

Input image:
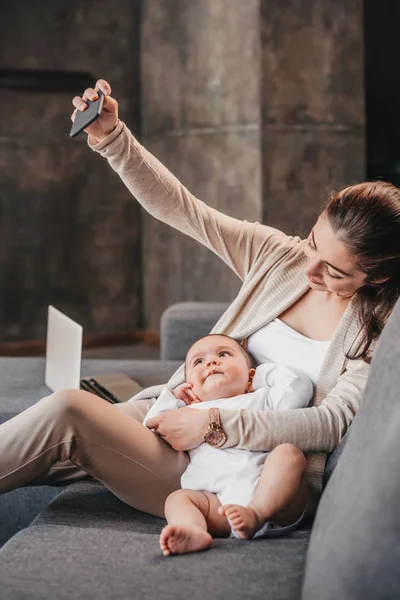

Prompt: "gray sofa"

[1,300,399,599]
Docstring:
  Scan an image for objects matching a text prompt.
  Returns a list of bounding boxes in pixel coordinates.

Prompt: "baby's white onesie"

[143,361,313,510]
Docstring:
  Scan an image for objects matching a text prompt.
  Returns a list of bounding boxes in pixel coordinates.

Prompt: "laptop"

[45,306,143,403]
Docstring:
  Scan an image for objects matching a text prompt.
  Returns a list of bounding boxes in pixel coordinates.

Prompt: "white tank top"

[247,318,331,386]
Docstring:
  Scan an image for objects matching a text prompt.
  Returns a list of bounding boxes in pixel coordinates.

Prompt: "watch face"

[205,429,226,447]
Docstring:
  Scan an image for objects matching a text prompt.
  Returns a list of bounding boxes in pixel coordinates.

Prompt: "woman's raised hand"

[71,79,119,143]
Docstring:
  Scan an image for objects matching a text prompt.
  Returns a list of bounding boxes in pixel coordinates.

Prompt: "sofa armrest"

[160,302,229,361]
[302,296,400,599]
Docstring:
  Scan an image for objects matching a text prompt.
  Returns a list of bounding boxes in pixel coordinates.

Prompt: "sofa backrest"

[302,296,400,600]
[160,302,229,361]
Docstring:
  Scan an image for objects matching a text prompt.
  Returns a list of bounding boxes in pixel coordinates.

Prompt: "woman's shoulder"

[251,222,305,261]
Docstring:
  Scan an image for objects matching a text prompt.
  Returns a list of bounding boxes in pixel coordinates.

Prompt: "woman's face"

[304,214,368,297]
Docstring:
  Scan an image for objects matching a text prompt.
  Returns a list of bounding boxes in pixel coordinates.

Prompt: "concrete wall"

[140,0,365,330]
[261,0,365,234]
[0,0,142,342]
[0,1,365,338]
[141,0,262,330]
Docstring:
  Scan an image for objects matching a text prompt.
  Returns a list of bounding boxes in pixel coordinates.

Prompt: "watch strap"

[209,407,221,427]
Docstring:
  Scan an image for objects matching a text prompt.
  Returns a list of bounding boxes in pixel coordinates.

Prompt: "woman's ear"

[246,368,256,393]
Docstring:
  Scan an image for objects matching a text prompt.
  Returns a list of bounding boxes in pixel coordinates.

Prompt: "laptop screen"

[45,306,83,392]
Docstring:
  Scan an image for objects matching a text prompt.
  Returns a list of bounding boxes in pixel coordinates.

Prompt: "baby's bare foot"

[218,504,261,540]
[160,524,212,556]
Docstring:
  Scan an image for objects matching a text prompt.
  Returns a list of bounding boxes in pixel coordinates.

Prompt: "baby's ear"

[246,368,256,393]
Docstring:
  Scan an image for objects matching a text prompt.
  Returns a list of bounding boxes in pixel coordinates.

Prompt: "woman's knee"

[45,388,97,416]
[273,443,307,471]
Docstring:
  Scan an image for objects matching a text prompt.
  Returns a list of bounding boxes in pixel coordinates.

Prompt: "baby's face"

[185,335,253,402]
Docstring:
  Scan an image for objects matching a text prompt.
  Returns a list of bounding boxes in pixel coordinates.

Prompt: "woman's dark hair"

[323,181,400,362]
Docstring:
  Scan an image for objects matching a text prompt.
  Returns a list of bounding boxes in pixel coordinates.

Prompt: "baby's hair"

[184,333,255,379]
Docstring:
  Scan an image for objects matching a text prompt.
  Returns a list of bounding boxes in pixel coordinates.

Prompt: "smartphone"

[70,90,104,138]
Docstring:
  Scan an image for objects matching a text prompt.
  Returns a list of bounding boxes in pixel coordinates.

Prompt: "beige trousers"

[0,390,189,518]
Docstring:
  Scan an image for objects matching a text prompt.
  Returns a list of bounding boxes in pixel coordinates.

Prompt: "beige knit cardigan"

[89,121,371,514]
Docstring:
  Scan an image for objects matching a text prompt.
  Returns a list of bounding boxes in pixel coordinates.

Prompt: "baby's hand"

[172,383,202,404]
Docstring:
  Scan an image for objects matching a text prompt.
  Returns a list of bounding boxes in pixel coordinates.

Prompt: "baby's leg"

[160,489,231,556]
[219,443,307,539]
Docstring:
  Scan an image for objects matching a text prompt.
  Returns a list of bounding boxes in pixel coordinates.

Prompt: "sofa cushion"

[32,481,165,534]
[0,412,17,424]
[18,480,312,600]
[0,486,60,548]
[0,521,311,600]
[302,297,400,600]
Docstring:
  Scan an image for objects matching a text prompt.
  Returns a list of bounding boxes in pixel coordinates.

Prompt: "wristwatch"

[204,408,227,447]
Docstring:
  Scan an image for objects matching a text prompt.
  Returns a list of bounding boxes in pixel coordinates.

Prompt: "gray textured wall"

[141,0,262,330]
[140,0,365,330]
[0,1,366,339]
[261,0,365,235]
[0,0,142,343]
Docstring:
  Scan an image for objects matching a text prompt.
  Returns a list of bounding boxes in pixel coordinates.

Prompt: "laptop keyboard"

[80,378,119,404]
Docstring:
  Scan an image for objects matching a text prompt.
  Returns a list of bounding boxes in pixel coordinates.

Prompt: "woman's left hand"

[145,408,209,451]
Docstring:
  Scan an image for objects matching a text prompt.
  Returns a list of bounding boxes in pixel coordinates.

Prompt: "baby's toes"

[230,512,243,523]
[229,514,244,527]
[160,538,169,552]
[218,504,233,517]
[225,507,241,521]
[224,505,239,518]
[166,536,178,554]
[160,526,175,554]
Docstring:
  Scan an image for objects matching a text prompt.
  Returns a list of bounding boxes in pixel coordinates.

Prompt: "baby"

[143,333,313,556]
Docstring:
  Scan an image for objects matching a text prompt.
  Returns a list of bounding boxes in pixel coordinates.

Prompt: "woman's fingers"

[71,81,112,110]
[145,415,159,430]
[82,87,98,102]
[80,81,112,104]
[95,79,112,95]
[146,408,209,451]
[101,94,119,114]
[70,79,118,141]
[72,95,87,111]
[72,82,108,111]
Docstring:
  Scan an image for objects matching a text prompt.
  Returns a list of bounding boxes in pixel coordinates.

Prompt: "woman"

[1,79,399,531]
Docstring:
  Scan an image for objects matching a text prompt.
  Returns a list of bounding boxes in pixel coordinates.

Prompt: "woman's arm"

[219,357,370,454]
[74,80,292,282]
[89,121,291,281]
